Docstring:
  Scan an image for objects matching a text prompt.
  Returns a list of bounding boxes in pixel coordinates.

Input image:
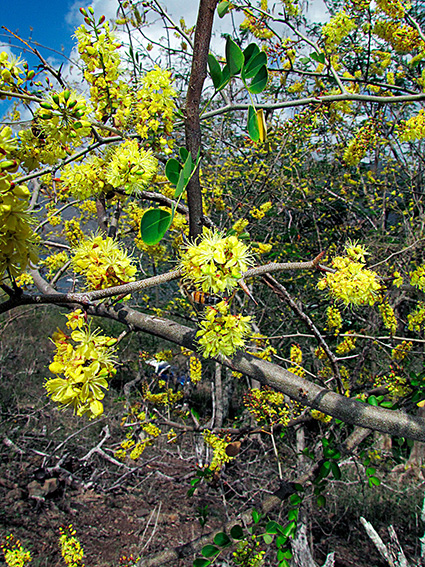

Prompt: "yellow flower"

[71,233,137,291]
[180,228,253,294]
[196,301,252,358]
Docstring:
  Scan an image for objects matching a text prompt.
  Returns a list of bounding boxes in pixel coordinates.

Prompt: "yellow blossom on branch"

[196,301,252,358]
[71,233,137,290]
[180,228,253,294]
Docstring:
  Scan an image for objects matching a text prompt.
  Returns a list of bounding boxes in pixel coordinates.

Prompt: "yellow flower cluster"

[202,430,233,471]
[287,343,305,376]
[311,409,332,423]
[410,263,425,291]
[71,233,137,290]
[42,251,69,278]
[64,218,85,247]
[2,535,32,567]
[376,0,410,19]
[378,300,397,335]
[167,429,177,443]
[322,11,356,50]
[407,303,425,332]
[374,20,423,52]
[240,12,274,40]
[196,301,252,358]
[244,387,290,427]
[61,156,106,201]
[44,310,117,419]
[336,333,357,355]
[131,67,176,151]
[0,52,32,97]
[36,90,91,145]
[180,228,253,294]
[343,120,377,165]
[378,371,411,400]
[144,388,183,406]
[189,355,202,383]
[398,110,425,142]
[0,128,39,279]
[15,272,33,288]
[326,306,343,335]
[391,340,412,361]
[75,18,122,121]
[317,245,381,307]
[233,538,265,567]
[232,218,249,234]
[249,201,273,219]
[58,525,84,567]
[105,140,157,195]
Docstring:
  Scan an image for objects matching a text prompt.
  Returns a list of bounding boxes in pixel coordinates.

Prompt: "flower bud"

[79,7,88,16]
[64,90,71,101]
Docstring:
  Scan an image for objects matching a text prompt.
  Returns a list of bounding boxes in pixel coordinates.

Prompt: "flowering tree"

[2,0,425,562]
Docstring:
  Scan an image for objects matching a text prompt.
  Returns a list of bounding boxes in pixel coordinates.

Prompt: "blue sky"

[1,1,79,65]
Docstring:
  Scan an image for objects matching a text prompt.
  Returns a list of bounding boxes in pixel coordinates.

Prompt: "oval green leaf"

[248,65,268,94]
[165,158,182,185]
[214,532,231,547]
[226,37,244,77]
[201,544,219,558]
[140,208,172,245]
[243,43,260,67]
[266,520,280,534]
[263,534,273,544]
[208,54,223,90]
[247,105,260,142]
[244,51,267,80]
[330,461,341,480]
[217,1,230,18]
[193,559,211,567]
[230,525,244,540]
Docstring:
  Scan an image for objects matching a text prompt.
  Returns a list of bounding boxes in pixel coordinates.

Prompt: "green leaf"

[247,105,260,142]
[175,153,194,198]
[244,51,267,80]
[310,51,326,65]
[263,534,273,544]
[217,0,230,17]
[226,37,244,76]
[140,208,172,245]
[290,494,302,506]
[318,460,331,480]
[317,494,326,507]
[252,508,261,524]
[243,43,260,67]
[300,56,311,64]
[193,559,211,567]
[230,525,244,540]
[368,395,378,406]
[187,487,196,497]
[281,521,296,538]
[214,532,231,547]
[368,476,381,487]
[220,64,230,89]
[366,467,376,476]
[165,158,182,185]
[276,535,288,548]
[201,545,219,558]
[247,65,268,94]
[330,461,341,480]
[190,477,201,486]
[266,521,280,534]
[179,147,189,162]
[208,54,222,90]
[288,509,299,522]
[277,559,290,567]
